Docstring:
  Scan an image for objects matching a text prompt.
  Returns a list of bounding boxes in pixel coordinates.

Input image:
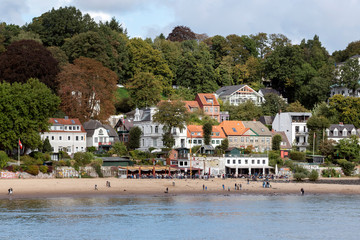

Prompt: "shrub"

[26,165,39,175]
[322,168,337,177]
[39,165,48,174]
[21,155,37,165]
[293,172,307,181]
[0,151,9,169]
[308,170,319,181]
[87,146,97,153]
[43,153,51,161]
[93,164,103,178]
[74,152,94,166]
[29,151,44,160]
[289,151,306,161]
[337,159,355,176]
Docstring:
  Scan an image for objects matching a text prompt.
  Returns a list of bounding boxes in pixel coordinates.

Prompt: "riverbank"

[1,178,360,199]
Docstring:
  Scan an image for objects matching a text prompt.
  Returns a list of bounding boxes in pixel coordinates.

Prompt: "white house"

[132,107,188,151]
[326,123,358,143]
[272,112,312,152]
[215,84,264,106]
[40,118,87,156]
[83,120,119,150]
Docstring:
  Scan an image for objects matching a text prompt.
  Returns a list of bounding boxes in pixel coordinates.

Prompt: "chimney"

[339,122,344,126]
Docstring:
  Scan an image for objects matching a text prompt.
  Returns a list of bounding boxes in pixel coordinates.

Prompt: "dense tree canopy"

[0,40,59,91]
[0,79,60,152]
[57,57,117,122]
[167,26,196,42]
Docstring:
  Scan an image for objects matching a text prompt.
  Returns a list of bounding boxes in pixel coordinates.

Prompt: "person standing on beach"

[95,184,98,190]
[203,184,205,191]
[301,188,304,195]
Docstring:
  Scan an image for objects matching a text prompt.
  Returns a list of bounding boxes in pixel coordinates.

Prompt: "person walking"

[301,188,305,195]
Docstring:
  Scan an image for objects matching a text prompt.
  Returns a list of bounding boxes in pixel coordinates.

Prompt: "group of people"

[262,180,271,188]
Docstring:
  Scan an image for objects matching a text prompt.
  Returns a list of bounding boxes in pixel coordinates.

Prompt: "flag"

[19,139,23,149]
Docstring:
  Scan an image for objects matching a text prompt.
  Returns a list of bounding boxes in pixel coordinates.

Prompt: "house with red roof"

[40,117,87,156]
[184,93,220,122]
[187,125,226,148]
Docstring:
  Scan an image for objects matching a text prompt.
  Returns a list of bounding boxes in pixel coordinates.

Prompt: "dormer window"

[351,129,356,135]
[326,129,329,136]
[334,129,338,136]
[343,129,347,137]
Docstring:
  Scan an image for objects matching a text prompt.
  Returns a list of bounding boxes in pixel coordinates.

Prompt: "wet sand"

[0,178,360,199]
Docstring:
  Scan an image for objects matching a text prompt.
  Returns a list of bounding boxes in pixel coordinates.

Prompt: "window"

[81,136,84,141]
[69,126,72,130]
[184,161,188,166]
[233,160,236,164]
[241,137,244,142]
[266,138,270,143]
[205,107,208,112]
[76,147,78,151]
[252,160,255,164]
[263,160,266,164]
[238,160,241,164]
[67,147,71,153]
[180,161,183,166]
[76,136,79,141]
[68,136,71,141]
[198,140,202,144]
[65,126,67,130]
[193,140,197,144]
[153,139,157,147]
[334,129,338,136]
[77,126,80,130]
[257,160,260,164]
[245,160,248,164]
[59,136,62,140]
[188,139,191,144]
[303,126,306,132]
[212,140,215,144]
[215,107,218,113]
[232,128,237,132]
[295,126,299,133]
[343,129,347,136]
[216,140,220,144]
[51,136,54,140]
[227,160,230,164]
[95,137,98,143]
[155,126,159,133]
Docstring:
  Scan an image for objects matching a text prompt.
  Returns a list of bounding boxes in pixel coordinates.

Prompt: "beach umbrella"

[275,164,278,175]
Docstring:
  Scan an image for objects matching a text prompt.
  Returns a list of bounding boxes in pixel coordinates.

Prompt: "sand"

[1,177,360,199]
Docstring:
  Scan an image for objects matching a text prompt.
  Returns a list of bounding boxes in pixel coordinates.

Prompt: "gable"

[240,128,258,136]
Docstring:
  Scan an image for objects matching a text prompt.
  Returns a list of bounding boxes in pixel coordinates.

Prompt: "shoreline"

[1,178,360,199]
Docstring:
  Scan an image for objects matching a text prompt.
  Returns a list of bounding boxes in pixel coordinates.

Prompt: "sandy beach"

[1,177,360,199]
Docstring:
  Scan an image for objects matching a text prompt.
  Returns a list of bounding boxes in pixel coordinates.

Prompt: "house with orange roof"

[219,120,272,152]
[184,93,220,122]
[40,117,87,157]
[187,125,226,148]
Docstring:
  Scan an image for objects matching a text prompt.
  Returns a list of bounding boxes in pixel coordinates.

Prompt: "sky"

[1,0,360,54]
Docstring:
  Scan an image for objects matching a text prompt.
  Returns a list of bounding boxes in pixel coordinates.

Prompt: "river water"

[0,194,359,240]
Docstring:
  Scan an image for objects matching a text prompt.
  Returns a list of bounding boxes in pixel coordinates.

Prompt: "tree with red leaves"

[0,40,59,91]
[167,26,196,42]
[57,57,117,122]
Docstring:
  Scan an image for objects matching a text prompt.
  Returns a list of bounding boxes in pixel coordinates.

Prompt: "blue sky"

[1,0,360,54]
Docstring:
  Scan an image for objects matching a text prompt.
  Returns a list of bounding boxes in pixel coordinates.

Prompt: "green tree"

[286,101,310,112]
[0,151,9,169]
[262,93,287,116]
[272,134,282,151]
[337,159,355,176]
[74,152,94,166]
[203,122,213,145]
[126,72,163,108]
[308,169,319,181]
[25,6,97,46]
[328,95,360,128]
[110,142,128,156]
[224,101,262,121]
[42,138,52,153]
[334,135,360,162]
[0,79,60,152]
[220,138,229,152]
[127,38,173,92]
[153,100,189,149]
[319,139,336,160]
[306,116,330,152]
[337,58,360,97]
[128,126,142,150]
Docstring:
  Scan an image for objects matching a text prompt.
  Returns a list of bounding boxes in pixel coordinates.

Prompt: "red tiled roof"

[48,118,86,132]
[196,93,219,106]
[187,125,226,138]
[219,121,245,136]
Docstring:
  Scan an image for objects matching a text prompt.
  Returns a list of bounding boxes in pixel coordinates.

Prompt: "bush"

[289,151,306,161]
[87,146,97,153]
[308,170,319,181]
[21,155,37,165]
[39,165,48,174]
[93,164,103,178]
[293,172,308,181]
[43,153,51,161]
[26,165,39,175]
[74,152,94,166]
[337,159,355,176]
[322,168,337,177]
[0,151,9,169]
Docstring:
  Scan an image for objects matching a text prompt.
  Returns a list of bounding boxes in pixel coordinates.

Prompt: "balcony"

[295,131,308,136]
[99,142,112,146]
[294,142,309,147]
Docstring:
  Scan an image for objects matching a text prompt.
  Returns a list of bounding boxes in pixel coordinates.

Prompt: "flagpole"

[18,138,20,166]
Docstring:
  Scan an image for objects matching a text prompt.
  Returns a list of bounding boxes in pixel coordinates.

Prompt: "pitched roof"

[83,120,119,141]
[187,125,226,138]
[272,131,291,149]
[184,101,200,112]
[219,121,245,136]
[196,93,219,106]
[242,121,272,136]
[216,85,246,97]
[259,88,280,96]
[48,118,86,132]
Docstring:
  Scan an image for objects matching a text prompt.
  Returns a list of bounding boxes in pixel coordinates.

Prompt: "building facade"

[272,112,312,152]
[40,118,87,156]
[215,84,264,106]
[326,123,358,143]
[83,120,119,150]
